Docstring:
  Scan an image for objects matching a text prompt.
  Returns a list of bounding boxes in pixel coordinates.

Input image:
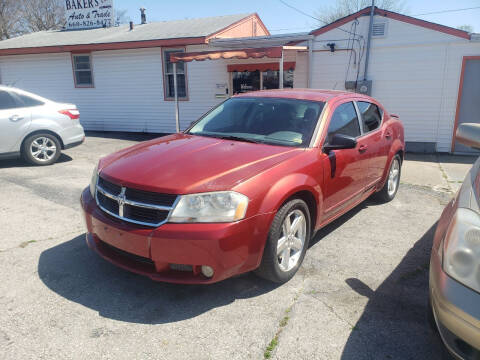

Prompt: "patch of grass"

[279,315,289,327]
[264,335,278,359]
[19,240,37,248]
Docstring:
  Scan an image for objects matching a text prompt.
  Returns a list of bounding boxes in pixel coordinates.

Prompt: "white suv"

[0,86,84,165]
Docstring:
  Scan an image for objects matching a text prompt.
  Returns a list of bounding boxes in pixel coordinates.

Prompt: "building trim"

[0,37,207,56]
[310,7,470,40]
[227,62,295,72]
[451,56,480,152]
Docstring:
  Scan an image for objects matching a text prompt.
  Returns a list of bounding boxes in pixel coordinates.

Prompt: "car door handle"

[9,115,24,122]
[358,144,368,153]
[385,131,392,139]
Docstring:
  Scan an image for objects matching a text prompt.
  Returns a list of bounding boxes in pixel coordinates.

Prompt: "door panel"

[455,59,480,154]
[356,101,387,187]
[321,101,368,218]
[0,91,31,153]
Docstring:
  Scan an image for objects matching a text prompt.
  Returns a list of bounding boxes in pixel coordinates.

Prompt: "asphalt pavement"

[0,133,475,359]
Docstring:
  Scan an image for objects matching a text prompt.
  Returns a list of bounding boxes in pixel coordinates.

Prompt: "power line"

[413,6,480,16]
[277,0,364,38]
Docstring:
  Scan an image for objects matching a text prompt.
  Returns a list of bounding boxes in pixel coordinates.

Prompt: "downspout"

[363,1,375,81]
[279,47,284,89]
[173,62,180,133]
[308,38,313,88]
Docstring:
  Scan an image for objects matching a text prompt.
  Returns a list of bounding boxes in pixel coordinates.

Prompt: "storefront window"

[262,70,294,90]
[232,69,294,94]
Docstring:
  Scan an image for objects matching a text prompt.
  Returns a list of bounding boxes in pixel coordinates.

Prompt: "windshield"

[187,97,325,147]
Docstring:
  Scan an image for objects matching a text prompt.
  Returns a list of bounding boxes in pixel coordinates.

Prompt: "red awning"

[227,62,295,72]
[170,47,282,63]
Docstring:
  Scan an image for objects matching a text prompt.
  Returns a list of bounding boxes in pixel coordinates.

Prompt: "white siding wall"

[306,14,480,152]
[0,46,229,133]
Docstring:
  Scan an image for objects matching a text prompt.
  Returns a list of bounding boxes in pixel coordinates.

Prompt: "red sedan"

[81,89,404,284]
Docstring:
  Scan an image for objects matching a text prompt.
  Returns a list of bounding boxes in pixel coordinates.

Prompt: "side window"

[326,102,361,143]
[72,54,94,87]
[357,101,382,133]
[0,91,22,110]
[163,49,187,99]
[12,93,44,107]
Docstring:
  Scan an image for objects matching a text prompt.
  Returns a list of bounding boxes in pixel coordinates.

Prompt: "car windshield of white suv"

[188,97,325,147]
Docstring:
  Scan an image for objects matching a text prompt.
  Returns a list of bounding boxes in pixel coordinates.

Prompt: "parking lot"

[0,133,475,359]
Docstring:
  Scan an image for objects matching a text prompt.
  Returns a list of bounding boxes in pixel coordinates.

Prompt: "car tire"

[22,133,62,166]
[255,198,311,283]
[374,154,401,203]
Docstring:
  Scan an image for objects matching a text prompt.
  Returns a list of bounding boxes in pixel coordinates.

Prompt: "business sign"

[64,0,114,30]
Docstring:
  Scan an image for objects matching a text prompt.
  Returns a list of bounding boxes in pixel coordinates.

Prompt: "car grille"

[95,176,178,227]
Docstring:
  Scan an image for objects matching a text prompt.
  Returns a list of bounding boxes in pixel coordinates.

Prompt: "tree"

[19,0,65,32]
[0,0,24,39]
[316,0,405,25]
[457,24,473,33]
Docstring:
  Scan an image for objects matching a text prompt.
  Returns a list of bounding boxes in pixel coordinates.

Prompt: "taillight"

[59,109,80,120]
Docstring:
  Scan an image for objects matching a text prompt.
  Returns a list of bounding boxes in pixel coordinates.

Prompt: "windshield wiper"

[192,132,262,144]
[215,135,263,144]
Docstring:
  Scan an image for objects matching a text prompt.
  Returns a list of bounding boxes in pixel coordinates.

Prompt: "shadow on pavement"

[0,153,72,169]
[38,234,279,324]
[340,223,452,360]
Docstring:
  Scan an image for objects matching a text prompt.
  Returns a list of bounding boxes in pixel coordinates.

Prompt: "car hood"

[99,133,303,194]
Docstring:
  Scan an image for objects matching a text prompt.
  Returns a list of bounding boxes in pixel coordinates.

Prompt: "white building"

[0,8,479,153]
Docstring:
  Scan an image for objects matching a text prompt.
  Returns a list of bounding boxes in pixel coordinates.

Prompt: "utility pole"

[363,0,375,81]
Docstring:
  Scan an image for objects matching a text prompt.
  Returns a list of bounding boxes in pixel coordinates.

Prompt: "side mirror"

[323,134,357,153]
[456,123,480,150]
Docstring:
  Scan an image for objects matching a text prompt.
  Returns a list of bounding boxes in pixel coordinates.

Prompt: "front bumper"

[81,188,272,284]
[430,247,480,359]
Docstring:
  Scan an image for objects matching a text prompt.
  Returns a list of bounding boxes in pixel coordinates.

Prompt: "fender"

[377,137,404,190]
[16,118,65,150]
[258,172,322,228]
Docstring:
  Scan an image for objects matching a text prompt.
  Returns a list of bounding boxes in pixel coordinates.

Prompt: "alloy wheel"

[30,137,57,163]
[277,209,307,272]
[387,158,400,197]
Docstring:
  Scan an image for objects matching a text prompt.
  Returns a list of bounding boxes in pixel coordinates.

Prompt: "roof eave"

[0,36,208,56]
[310,6,471,40]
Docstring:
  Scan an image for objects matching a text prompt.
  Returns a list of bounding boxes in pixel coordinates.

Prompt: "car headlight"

[169,191,249,223]
[89,163,99,198]
[443,207,480,293]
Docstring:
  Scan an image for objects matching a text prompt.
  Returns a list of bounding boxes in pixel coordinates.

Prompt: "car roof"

[234,89,374,102]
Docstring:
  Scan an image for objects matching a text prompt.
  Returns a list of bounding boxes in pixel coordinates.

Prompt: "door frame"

[451,55,480,152]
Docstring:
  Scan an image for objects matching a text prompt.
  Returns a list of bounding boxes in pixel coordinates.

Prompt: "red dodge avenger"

[81,89,404,284]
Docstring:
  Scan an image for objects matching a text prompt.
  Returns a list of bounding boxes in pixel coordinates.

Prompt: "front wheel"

[255,199,311,283]
[374,154,401,203]
[22,133,61,166]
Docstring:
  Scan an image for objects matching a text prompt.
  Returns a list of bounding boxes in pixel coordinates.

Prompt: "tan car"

[429,123,480,359]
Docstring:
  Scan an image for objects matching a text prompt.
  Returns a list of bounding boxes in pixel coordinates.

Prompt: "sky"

[114,0,480,33]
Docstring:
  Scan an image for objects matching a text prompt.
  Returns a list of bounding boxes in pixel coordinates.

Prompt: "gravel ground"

[0,133,455,359]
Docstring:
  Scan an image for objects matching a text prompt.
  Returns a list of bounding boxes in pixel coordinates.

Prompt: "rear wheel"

[22,133,61,166]
[374,154,401,203]
[255,199,311,283]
